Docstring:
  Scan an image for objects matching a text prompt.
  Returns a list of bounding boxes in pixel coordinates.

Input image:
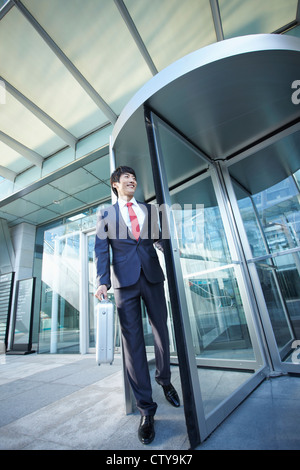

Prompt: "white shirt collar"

[118,197,138,208]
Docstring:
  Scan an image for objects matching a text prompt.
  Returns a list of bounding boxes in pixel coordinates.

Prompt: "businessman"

[95,166,180,445]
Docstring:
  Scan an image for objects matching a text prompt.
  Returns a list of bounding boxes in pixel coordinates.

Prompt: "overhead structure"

[0,0,298,196]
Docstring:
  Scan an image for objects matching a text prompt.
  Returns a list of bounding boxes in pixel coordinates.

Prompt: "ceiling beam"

[12,0,118,124]
[209,0,224,41]
[114,0,158,76]
[0,130,44,167]
[0,165,16,182]
[0,0,14,20]
[1,76,78,149]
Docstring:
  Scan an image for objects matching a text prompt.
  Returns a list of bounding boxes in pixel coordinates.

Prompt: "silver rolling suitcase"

[96,299,114,365]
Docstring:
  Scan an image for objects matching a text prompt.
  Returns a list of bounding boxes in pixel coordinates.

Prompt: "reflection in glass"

[275,252,300,342]
[88,233,97,349]
[255,259,293,352]
[252,177,300,255]
[234,192,267,258]
[170,177,254,361]
[233,172,300,360]
[38,205,107,353]
[39,231,80,353]
[235,175,300,258]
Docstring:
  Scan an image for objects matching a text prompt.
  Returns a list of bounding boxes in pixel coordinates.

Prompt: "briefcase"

[96,299,114,365]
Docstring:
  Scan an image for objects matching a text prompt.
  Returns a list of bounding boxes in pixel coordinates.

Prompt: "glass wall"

[38,206,101,353]
[39,230,80,353]
[232,170,300,365]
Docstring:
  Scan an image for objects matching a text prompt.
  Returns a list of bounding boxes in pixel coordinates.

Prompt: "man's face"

[113,172,137,199]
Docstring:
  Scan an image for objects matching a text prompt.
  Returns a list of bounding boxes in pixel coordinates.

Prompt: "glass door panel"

[232,174,299,365]
[251,176,300,255]
[254,259,293,353]
[169,175,256,366]
[150,112,266,429]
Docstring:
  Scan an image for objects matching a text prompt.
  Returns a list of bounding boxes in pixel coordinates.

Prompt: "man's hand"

[95,284,108,300]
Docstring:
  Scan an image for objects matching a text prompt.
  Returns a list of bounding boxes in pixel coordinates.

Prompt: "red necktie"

[126,202,140,241]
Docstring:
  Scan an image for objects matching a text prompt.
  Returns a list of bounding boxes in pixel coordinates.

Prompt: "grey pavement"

[0,352,300,451]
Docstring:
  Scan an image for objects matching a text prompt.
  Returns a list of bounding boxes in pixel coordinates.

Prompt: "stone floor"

[0,352,300,451]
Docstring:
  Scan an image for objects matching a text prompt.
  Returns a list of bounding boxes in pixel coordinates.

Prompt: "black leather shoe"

[159,382,180,407]
[138,415,155,445]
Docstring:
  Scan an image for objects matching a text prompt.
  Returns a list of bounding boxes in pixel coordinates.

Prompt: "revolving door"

[110,34,300,446]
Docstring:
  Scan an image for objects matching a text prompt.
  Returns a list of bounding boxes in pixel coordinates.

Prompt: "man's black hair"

[110,166,136,197]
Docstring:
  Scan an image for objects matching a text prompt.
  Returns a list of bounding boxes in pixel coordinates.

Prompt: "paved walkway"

[0,353,300,450]
[0,353,188,450]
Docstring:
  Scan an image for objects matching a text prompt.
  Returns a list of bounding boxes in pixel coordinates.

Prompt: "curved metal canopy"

[111,34,300,198]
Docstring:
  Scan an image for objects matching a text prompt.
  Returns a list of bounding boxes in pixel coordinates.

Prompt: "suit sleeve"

[94,209,111,290]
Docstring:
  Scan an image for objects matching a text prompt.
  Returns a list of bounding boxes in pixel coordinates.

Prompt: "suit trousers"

[114,270,171,416]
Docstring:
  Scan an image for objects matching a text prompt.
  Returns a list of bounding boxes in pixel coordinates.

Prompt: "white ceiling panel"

[0,6,107,137]
[0,141,31,173]
[124,0,216,70]
[219,0,299,38]
[0,88,65,155]
[22,0,153,114]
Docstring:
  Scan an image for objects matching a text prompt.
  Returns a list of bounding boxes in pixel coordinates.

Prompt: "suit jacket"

[95,201,165,290]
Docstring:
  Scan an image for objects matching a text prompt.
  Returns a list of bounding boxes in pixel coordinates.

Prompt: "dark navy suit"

[95,201,170,415]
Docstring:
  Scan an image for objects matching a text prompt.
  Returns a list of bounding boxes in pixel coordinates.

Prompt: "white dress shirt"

[118,197,145,232]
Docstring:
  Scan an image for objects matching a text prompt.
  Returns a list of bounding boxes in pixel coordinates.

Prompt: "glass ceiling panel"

[0,89,65,155]
[0,141,31,173]
[124,0,217,71]
[0,7,107,138]
[219,0,298,38]
[22,0,153,115]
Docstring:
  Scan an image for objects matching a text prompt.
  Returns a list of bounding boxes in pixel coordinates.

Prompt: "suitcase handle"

[100,297,111,304]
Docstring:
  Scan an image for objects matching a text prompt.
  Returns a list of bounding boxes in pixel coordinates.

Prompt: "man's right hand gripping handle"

[95,284,108,301]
